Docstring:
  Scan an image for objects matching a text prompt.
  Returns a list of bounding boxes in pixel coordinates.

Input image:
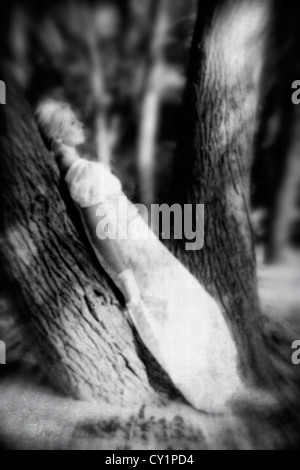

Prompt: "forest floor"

[0,247,300,450]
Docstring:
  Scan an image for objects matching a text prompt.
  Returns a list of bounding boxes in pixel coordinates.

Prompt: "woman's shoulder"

[65,158,122,207]
[85,160,122,188]
[65,158,118,183]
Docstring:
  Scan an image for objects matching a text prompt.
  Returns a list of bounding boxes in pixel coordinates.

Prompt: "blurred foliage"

[2,0,198,197]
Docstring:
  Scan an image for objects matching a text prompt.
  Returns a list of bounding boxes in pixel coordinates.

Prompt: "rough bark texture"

[172,0,274,382]
[0,66,175,407]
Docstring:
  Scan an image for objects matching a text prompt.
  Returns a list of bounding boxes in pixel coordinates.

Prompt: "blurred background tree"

[252,0,300,262]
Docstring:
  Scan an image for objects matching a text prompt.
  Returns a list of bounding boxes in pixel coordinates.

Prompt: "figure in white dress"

[36,99,243,412]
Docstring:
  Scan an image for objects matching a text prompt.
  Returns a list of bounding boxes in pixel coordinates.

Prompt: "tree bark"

[172,0,274,383]
[0,66,169,407]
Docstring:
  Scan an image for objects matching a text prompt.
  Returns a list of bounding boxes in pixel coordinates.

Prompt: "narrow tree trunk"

[137,0,170,208]
[251,0,300,263]
[271,134,300,260]
[172,0,274,383]
[84,5,111,166]
[0,66,163,407]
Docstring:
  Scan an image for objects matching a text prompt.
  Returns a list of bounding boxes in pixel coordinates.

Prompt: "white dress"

[65,159,122,208]
[65,158,242,412]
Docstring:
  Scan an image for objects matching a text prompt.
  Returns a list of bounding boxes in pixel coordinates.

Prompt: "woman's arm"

[55,145,141,307]
[52,139,80,177]
[81,204,141,306]
[82,204,127,275]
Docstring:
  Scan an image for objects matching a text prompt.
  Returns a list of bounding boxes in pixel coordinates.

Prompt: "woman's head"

[35,99,85,148]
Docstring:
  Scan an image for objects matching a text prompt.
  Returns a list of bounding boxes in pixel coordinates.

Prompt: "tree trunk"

[0,66,168,407]
[172,0,274,383]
